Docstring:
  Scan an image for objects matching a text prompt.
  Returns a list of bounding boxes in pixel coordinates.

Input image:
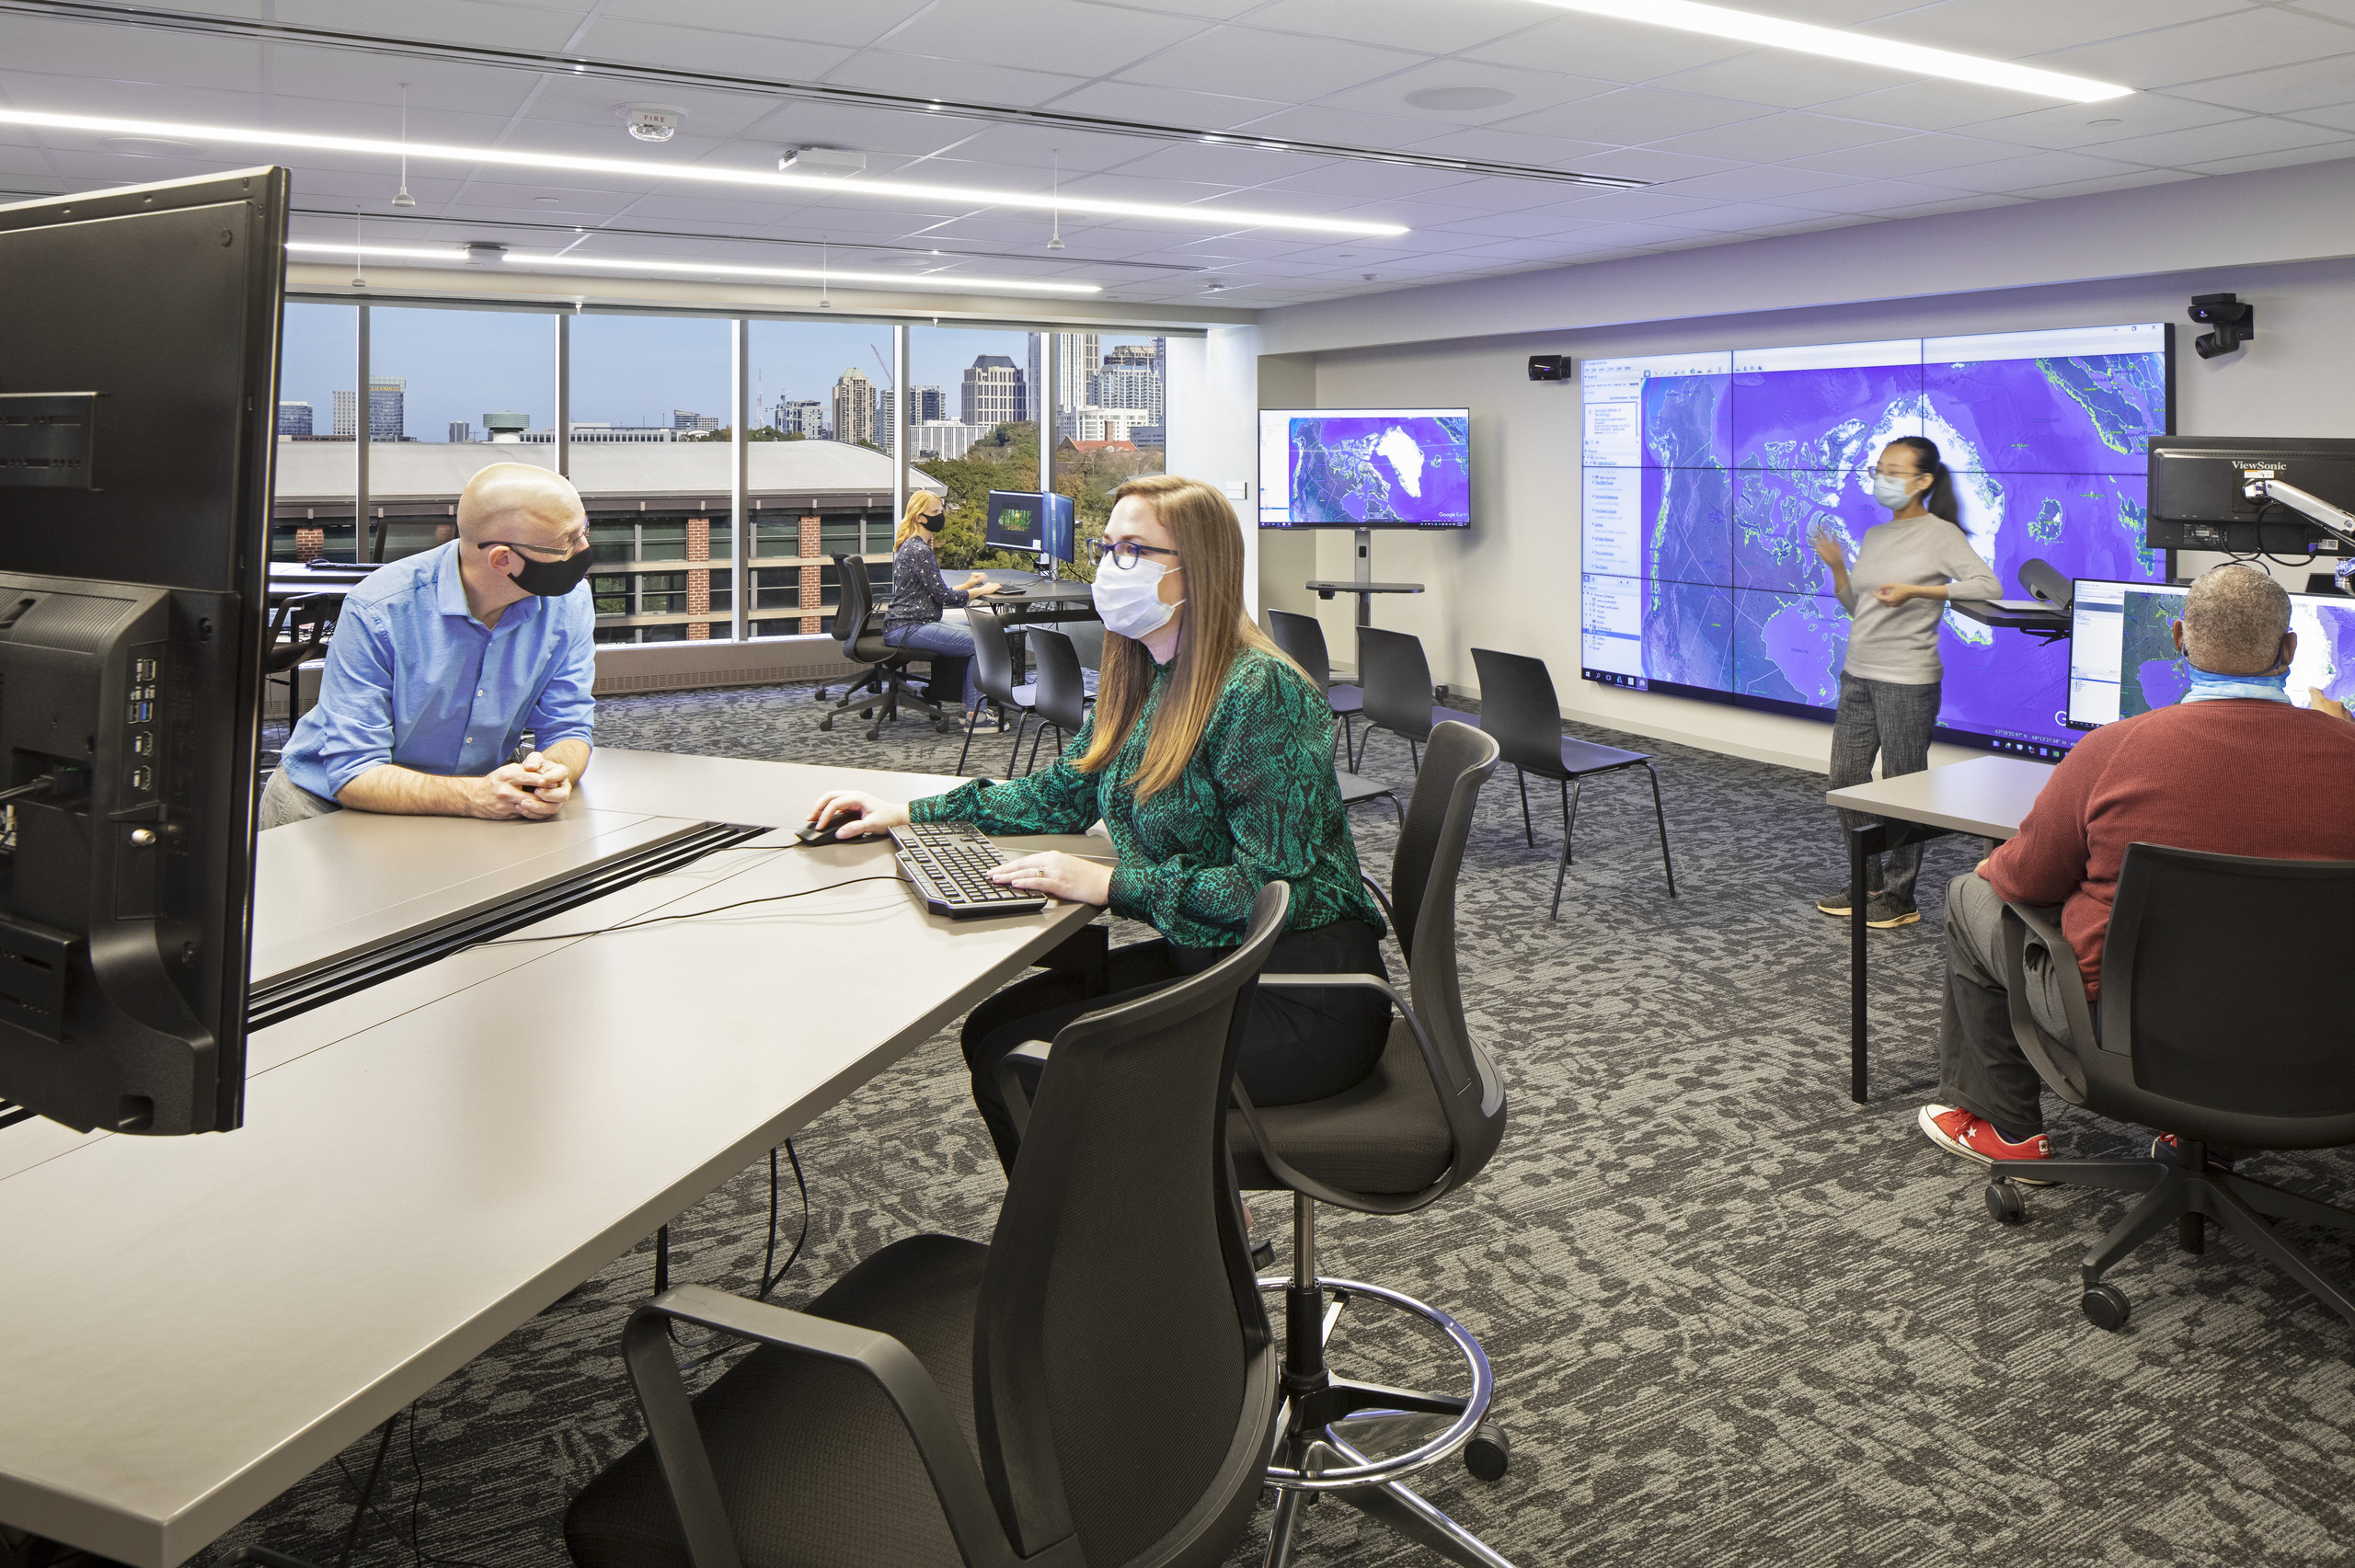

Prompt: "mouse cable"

[460,876,906,957]
[668,1139,816,1376]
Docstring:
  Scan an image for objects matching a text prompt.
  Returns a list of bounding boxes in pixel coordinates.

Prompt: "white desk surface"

[0,750,1097,1567]
[1824,754,2055,841]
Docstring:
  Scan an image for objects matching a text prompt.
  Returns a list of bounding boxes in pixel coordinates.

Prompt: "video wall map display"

[1580,324,2171,753]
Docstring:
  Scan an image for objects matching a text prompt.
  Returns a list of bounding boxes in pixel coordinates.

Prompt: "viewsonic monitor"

[0,168,285,1135]
[1257,408,1471,528]
[2067,577,2355,728]
[985,489,1075,561]
[2147,437,2355,555]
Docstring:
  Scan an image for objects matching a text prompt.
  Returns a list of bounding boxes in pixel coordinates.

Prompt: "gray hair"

[2182,562,2292,675]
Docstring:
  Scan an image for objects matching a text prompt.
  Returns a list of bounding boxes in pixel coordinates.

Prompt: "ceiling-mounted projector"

[778,147,867,177]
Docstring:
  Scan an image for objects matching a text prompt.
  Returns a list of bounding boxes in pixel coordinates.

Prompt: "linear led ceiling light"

[283,241,1104,295]
[1529,0,2132,101]
[5,109,1409,236]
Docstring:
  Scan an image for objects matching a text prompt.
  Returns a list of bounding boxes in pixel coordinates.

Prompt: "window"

[366,306,559,562]
[747,321,898,635]
[1051,333,1168,581]
[272,303,358,562]
[911,325,1039,577]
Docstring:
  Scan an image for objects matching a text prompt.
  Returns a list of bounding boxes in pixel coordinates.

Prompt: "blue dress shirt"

[280,542,597,801]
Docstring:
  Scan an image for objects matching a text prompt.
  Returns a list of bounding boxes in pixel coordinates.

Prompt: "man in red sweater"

[1921,563,2355,1169]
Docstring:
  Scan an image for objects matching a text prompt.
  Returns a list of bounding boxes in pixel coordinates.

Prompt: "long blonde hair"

[1075,475,1304,801]
[893,488,947,548]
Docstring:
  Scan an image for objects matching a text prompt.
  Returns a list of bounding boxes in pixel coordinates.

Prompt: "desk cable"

[459,876,907,956]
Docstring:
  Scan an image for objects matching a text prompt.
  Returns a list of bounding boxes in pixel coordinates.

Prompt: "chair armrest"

[1997,902,2098,1107]
[622,1284,1041,1568]
[995,1039,1054,1140]
[1358,874,1397,931]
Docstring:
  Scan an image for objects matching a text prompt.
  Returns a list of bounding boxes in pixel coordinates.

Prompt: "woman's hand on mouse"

[803,791,909,840]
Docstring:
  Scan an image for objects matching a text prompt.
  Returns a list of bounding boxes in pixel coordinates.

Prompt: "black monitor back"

[2148,436,2355,555]
[0,168,285,1134]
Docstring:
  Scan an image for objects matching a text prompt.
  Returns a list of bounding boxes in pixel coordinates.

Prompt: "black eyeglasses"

[1086,537,1181,571]
[480,535,586,558]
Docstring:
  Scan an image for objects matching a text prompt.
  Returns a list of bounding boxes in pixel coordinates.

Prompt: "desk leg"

[1849,822,1886,1105]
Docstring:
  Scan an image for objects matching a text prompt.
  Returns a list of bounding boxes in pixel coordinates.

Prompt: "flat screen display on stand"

[2067,578,2355,728]
[1580,323,2173,755]
[1258,408,1471,528]
[986,489,1075,563]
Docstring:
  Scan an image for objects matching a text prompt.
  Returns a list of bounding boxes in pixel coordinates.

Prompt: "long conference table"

[0,750,1100,1568]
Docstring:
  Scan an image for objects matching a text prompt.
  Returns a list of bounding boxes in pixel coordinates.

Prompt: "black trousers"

[961,919,1394,1174]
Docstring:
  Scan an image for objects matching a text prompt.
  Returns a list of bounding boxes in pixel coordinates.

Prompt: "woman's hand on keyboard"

[804,790,909,840]
[989,851,1112,907]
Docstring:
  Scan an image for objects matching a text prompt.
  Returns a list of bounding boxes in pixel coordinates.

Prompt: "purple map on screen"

[1286,415,1470,525]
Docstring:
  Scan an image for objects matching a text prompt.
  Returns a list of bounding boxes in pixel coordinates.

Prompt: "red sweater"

[1985,699,2355,998]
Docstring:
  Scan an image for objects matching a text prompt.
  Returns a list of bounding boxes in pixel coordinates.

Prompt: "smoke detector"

[464,242,509,267]
[620,103,685,143]
[778,146,867,177]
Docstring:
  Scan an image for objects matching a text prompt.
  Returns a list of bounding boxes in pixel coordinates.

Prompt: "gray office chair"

[1987,843,2355,1333]
[1023,629,1092,775]
[1356,625,1479,777]
[563,884,1292,1568]
[1226,720,1515,1568]
[819,555,957,741]
[1268,609,1364,768]
[1470,647,1675,919]
[955,607,1036,777]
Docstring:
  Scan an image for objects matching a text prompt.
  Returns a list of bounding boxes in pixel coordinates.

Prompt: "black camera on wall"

[1528,354,1574,382]
[2188,293,2254,360]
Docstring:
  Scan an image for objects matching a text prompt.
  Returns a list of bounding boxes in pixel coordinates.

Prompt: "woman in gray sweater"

[1809,435,1999,927]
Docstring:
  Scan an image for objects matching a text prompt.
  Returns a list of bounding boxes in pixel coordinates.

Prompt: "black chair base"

[819,655,955,740]
[1987,1143,2355,1333]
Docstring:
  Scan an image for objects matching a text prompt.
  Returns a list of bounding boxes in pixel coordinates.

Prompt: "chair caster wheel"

[1985,1179,2028,1227]
[936,720,958,734]
[1465,1421,1510,1482]
[859,708,874,720]
[817,715,833,731]
[1247,1238,1275,1272]
[2080,1282,2131,1332]
[863,727,881,741]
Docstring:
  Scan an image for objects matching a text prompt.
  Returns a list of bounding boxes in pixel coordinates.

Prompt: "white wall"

[1269,253,2355,773]
[1166,325,1268,612]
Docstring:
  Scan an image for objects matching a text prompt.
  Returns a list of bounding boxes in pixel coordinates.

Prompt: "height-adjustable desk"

[0,750,1098,1567]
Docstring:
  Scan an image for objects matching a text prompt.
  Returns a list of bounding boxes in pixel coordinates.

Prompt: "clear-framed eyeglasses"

[1086,537,1182,571]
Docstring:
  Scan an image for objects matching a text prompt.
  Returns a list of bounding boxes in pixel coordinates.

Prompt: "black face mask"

[505,544,593,597]
[920,512,947,532]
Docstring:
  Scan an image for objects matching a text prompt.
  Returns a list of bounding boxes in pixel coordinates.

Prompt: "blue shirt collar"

[433,539,539,634]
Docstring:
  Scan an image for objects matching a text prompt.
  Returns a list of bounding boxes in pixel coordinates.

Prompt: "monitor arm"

[2246,477,2355,551]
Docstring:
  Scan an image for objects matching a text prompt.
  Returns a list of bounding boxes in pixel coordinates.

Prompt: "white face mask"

[1092,556,1182,641]
[1871,472,1924,510]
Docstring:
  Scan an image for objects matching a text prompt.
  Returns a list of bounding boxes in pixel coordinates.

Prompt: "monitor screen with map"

[2067,578,2355,728]
[1258,408,1471,528]
[1580,323,2173,754]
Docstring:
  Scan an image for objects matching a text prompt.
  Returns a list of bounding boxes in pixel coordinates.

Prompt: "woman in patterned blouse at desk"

[809,474,1391,1173]
[881,489,1001,715]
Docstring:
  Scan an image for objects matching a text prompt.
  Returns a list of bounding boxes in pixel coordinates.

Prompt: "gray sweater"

[1834,514,2000,685]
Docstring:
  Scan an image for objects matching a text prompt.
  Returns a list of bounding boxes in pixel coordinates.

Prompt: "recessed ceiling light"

[281,240,1103,294]
[2088,118,2122,127]
[1404,86,1516,111]
[4,109,1408,237]
[533,195,562,204]
[1526,0,2132,101]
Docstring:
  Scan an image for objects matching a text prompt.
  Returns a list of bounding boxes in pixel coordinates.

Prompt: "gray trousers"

[1939,870,2079,1141]
[1829,672,1940,905]
[258,767,342,831]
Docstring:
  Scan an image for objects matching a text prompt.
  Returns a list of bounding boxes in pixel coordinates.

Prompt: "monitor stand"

[1306,527,1424,626]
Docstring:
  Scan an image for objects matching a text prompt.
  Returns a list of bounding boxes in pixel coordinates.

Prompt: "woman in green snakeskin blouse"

[808,474,1392,1173]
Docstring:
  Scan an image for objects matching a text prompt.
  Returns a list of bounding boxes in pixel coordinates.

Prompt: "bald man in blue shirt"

[262,463,599,830]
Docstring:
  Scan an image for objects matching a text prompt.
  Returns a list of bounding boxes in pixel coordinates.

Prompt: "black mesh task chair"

[1268,609,1364,768]
[818,555,956,741]
[1985,844,2355,1333]
[1356,625,1480,778]
[265,593,337,727]
[954,606,1037,777]
[1269,611,1397,821]
[1023,629,1092,776]
[1470,647,1675,920]
[1226,721,1516,1568]
[564,885,1292,1568]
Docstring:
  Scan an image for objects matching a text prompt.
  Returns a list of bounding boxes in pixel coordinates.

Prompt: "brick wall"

[799,514,821,635]
[686,515,711,640]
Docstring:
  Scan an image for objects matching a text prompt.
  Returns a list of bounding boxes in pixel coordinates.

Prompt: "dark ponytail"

[1886,435,1959,524]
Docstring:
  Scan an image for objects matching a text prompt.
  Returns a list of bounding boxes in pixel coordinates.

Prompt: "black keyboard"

[890,821,1049,920]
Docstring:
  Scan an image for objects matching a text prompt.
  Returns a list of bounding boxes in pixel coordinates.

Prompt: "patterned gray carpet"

[195,681,2355,1568]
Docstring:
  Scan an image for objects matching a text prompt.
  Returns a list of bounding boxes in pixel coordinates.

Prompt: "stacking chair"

[818,555,956,741]
[1226,721,1517,1568]
[1356,625,1480,777]
[1022,629,1092,775]
[1470,647,1675,920]
[264,592,337,728]
[564,885,1292,1568]
[1268,609,1364,768]
[954,607,1037,777]
[1985,844,2355,1333]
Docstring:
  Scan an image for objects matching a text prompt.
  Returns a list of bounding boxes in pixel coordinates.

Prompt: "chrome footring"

[1254,1274,1494,1492]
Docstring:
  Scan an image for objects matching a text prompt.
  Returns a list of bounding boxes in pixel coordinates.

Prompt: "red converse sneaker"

[1919,1104,2054,1184]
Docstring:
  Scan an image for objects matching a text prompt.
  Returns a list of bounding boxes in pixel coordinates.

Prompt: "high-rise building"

[777,399,825,438]
[672,410,719,431]
[1028,333,1099,421]
[909,384,948,423]
[960,355,1027,429]
[448,420,473,444]
[875,385,896,455]
[833,368,877,448]
[333,378,406,441]
[277,401,314,438]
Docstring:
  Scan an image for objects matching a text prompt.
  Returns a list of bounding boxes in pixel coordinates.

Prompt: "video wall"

[1580,323,2172,754]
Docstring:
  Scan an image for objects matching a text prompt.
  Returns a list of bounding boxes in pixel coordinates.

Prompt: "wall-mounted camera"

[2188,292,2254,360]
[1528,354,1574,382]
